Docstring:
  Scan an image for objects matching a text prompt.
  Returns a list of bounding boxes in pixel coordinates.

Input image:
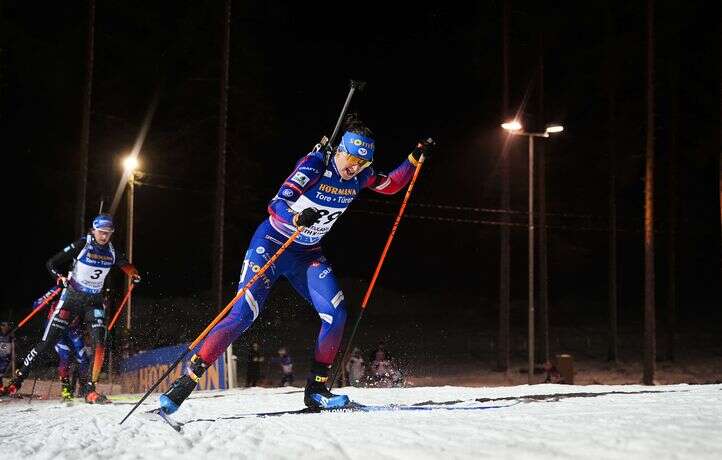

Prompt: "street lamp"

[122,155,139,330]
[501,120,564,384]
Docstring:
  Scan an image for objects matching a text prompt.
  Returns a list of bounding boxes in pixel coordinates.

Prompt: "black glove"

[294,208,323,227]
[411,137,436,162]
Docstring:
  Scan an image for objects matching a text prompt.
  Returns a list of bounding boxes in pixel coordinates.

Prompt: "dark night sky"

[1,2,720,347]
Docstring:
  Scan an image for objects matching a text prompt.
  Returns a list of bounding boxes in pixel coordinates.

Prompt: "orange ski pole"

[108,284,135,332]
[330,149,428,389]
[120,226,303,424]
[13,286,62,333]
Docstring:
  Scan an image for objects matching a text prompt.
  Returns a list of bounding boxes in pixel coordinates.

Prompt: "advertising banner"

[119,344,225,394]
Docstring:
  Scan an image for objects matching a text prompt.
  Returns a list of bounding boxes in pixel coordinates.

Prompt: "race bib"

[290,195,346,241]
[72,262,111,292]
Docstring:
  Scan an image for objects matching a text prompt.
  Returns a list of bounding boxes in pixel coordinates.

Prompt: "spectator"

[345,347,365,387]
[543,361,562,384]
[368,340,391,364]
[276,347,294,387]
[246,342,264,387]
[0,322,14,383]
[370,348,403,387]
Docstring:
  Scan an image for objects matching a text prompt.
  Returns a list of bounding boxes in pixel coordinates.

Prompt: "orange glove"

[121,264,141,284]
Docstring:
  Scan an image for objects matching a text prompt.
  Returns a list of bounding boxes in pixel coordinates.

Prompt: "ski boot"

[159,354,208,415]
[60,377,74,401]
[0,370,25,396]
[82,382,109,404]
[304,362,350,410]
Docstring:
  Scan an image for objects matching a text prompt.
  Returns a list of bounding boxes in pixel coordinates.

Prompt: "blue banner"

[119,343,226,394]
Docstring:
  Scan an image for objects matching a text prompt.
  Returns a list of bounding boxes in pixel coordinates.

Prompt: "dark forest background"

[1,2,719,379]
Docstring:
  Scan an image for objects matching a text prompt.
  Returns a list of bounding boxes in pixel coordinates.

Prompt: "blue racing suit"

[198,149,418,366]
[43,299,88,381]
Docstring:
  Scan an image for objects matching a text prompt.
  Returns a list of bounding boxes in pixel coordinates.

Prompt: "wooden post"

[643,0,656,386]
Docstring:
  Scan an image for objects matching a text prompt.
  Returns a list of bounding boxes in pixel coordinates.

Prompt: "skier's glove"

[294,208,323,227]
[411,138,436,162]
[56,276,68,287]
[122,264,141,284]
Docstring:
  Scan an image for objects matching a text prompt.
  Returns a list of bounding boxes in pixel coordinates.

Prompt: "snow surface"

[2,383,722,459]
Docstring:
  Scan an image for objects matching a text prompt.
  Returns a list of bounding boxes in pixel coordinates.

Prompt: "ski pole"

[120,226,304,425]
[108,284,135,332]
[330,150,428,390]
[12,286,62,334]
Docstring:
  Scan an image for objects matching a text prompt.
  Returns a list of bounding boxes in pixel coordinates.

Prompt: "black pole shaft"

[328,80,365,148]
[329,309,366,391]
[329,89,356,147]
[119,350,189,425]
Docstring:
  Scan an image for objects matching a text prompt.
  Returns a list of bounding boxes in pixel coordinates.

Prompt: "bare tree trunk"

[76,0,95,236]
[666,4,680,362]
[606,4,619,363]
[537,32,549,365]
[643,0,656,386]
[213,0,231,311]
[497,0,511,373]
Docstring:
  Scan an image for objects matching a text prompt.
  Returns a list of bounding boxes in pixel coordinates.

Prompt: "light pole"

[501,120,563,384]
[122,155,139,331]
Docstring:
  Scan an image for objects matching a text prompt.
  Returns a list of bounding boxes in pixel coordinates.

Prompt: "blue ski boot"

[304,362,350,410]
[159,354,208,414]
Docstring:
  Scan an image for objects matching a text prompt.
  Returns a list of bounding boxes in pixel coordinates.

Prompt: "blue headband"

[338,131,375,162]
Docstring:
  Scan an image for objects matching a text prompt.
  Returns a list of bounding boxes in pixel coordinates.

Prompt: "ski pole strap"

[108,284,135,332]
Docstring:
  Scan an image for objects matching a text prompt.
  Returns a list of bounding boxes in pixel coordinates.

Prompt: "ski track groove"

[308,415,353,460]
[258,416,315,458]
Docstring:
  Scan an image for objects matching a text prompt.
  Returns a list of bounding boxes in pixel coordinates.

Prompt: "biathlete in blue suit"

[43,298,90,400]
[161,114,434,413]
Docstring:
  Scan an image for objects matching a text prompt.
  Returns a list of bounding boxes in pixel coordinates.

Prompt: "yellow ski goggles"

[337,151,372,169]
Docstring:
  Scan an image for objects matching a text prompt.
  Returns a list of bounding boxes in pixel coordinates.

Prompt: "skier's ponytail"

[342,113,374,139]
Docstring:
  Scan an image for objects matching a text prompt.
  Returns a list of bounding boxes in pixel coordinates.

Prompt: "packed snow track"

[2,384,721,459]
